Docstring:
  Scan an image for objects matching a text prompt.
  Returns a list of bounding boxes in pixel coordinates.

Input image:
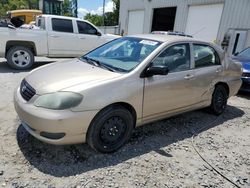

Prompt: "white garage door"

[185,4,224,42]
[127,10,145,35]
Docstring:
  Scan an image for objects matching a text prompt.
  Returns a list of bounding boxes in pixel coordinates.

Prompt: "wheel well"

[215,82,230,97]
[102,102,137,127]
[5,41,37,57]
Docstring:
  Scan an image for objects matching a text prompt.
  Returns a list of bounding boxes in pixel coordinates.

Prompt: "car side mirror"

[96,31,102,36]
[144,65,169,77]
[8,24,16,29]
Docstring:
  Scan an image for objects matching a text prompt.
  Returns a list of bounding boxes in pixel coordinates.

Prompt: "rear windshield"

[36,17,45,29]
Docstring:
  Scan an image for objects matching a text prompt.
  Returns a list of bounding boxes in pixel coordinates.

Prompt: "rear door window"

[193,44,221,68]
[52,18,73,33]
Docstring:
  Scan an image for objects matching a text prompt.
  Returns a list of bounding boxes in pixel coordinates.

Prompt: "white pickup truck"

[0,15,119,69]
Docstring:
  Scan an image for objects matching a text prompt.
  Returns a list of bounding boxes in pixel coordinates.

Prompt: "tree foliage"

[63,0,73,17]
[84,0,120,26]
[112,0,120,25]
[84,13,103,26]
[0,0,39,17]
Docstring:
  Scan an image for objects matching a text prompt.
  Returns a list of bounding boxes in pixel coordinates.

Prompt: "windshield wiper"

[81,56,117,72]
[80,56,98,66]
[80,56,127,73]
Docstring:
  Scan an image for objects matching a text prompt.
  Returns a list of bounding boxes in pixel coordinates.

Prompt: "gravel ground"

[0,58,249,188]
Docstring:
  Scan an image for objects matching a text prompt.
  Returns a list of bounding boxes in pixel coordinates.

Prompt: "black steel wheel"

[210,85,228,115]
[87,105,134,153]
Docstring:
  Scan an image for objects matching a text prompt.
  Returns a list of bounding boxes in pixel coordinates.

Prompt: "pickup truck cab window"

[77,21,97,35]
[193,44,221,68]
[36,17,45,30]
[152,43,191,73]
[52,18,73,33]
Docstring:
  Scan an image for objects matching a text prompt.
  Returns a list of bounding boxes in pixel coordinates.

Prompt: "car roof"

[41,14,84,22]
[129,34,223,53]
[129,34,203,43]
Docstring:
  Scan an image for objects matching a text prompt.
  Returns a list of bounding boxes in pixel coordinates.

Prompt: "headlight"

[34,92,83,110]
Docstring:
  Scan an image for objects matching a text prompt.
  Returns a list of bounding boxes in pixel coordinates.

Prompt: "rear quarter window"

[52,18,73,33]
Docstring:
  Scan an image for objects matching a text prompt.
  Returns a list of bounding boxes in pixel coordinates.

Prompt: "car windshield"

[80,37,162,72]
[238,47,250,58]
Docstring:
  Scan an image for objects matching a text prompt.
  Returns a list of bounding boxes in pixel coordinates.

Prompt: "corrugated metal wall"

[217,0,250,45]
[120,0,250,48]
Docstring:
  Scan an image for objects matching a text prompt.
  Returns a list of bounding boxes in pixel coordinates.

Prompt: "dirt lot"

[0,58,249,188]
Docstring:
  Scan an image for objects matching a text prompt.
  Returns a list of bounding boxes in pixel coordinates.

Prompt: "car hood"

[103,33,121,40]
[232,56,250,71]
[25,59,122,94]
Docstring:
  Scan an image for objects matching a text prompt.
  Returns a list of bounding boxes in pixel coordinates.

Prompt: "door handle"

[50,35,59,38]
[79,37,86,39]
[184,74,195,80]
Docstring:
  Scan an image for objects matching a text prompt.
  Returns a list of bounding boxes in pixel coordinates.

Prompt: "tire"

[87,105,134,153]
[210,85,228,115]
[6,46,34,70]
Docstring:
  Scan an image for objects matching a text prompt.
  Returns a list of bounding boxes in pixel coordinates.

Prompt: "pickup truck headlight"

[34,92,83,110]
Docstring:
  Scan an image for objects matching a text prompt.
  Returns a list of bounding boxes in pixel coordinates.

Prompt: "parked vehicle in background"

[232,47,250,92]
[14,34,242,153]
[7,9,42,26]
[0,15,120,70]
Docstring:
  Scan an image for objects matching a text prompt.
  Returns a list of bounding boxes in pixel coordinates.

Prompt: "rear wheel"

[87,105,134,153]
[210,85,228,115]
[6,46,34,70]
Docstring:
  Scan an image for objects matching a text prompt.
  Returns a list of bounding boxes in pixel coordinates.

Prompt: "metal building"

[39,0,64,15]
[119,0,250,54]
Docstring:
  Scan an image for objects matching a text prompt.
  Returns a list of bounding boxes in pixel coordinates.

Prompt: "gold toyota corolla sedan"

[14,34,242,153]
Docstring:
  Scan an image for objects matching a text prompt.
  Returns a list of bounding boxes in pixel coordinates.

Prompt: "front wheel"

[6,46,34,70]
[87,106,134,153]
[210,85,228,115]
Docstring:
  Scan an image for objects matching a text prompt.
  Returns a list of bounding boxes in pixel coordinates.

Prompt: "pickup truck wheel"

[87,106,134,153]
[6,46,34,70]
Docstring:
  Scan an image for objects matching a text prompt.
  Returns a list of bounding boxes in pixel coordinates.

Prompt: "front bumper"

[14,87,99,145]
[240,77,250,92]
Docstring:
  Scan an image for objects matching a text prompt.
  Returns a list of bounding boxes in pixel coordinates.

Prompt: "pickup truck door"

[76,21,107,55]
[47,18,80,57]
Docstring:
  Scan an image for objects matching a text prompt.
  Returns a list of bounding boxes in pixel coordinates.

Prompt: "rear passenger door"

[191,43,223,102]
[76,21,105,54]
[48,18,79,57]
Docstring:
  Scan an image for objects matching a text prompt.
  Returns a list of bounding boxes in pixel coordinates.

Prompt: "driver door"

[143,43,196,122]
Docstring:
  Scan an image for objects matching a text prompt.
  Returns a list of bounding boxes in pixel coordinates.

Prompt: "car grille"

[20,79,36,101]
[242,72,250,78]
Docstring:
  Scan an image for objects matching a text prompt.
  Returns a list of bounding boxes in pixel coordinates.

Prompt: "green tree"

[0,0,39,17]
[26,0,39,9]
[62,0,73,17]
[84,13,103,26]
[84,0,120,26]
[112,0,120,25]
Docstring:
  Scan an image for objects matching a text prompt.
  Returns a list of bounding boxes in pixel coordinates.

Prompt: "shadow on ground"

[16,105,244,177]
[237,91,250,100]
[0,60,56,73]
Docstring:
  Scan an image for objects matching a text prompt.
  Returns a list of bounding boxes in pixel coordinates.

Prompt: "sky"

[77,0,114,18]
